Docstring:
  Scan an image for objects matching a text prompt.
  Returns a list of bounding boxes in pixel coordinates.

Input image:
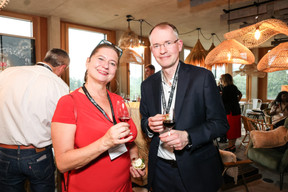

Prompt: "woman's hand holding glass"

[103,99,132,148]
[102,123,132,149]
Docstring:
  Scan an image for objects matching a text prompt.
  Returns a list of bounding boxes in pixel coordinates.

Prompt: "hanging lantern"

[205,39,255,66]
[257,42,288,72]
[120,49,144,65]
[185,39,208,68]
[224,19,288,48]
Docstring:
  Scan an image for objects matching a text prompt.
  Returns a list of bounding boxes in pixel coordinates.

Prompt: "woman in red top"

[51,40,145,192]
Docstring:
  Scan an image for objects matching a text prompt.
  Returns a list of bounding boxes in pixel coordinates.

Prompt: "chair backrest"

[249,99,262,109]
[241,116,254,132]
[248,118,274,131]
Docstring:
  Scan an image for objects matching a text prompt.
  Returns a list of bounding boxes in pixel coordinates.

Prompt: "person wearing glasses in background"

[51,40,145,192]
[0,48,70,192]
[140,22,229,192]
[145,64,155,78]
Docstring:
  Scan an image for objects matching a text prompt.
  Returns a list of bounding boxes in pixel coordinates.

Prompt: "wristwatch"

[186,131,193,149]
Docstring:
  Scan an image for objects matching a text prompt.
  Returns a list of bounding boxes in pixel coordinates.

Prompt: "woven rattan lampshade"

[185,39,208,69]
[234,63,266,78]
[118,26,140,49]
[205,39,255,66]
[224,19,288,48]
[208,43,215,53]
[257,42,288,72]
[120,49,144,65]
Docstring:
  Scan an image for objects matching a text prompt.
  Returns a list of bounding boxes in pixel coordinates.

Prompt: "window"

[212,65,225,82]
[0,16,32,37]
[129,47,144,101]
[233,64,247,99]
[184,48,190,61]
[0,15,34,71]
[267,70,288,100]
[68,28,105,91]
[151,52,161,72]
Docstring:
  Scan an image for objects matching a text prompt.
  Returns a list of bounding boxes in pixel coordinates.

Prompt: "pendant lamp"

[207,33,216,53]
[257,42,288,72]
[206,0,254,66]
[207,42,215,53]
[224,19,288,48]
[118,18,140,49]
[120,49,144,65]
[184,28,209,69]
[184,39,208,68]
[205,39,255,66]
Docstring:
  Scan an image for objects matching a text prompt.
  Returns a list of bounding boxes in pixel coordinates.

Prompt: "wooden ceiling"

[2,0,288,48]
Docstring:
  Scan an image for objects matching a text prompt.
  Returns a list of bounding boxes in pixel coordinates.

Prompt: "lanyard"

[82,84,117,125]
[161,63,180,114]
[36,63,52,72]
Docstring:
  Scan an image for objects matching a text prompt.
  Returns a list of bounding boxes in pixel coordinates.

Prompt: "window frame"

[60,21,116,90]
[0,10,48,62]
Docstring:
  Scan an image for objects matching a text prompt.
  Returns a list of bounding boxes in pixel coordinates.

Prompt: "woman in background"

[269,91,288,128]
[221,73,242,152]
[51,40,145,192]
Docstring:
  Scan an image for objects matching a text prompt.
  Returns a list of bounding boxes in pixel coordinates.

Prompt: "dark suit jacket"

[140,61,229,191]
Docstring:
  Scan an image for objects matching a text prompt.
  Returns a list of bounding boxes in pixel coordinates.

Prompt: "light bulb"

[227,52,231,61]
[254,28,261,40]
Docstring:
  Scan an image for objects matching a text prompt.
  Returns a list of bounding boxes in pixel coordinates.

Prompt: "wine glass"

[116,100,131,122]
[163,108,175,134]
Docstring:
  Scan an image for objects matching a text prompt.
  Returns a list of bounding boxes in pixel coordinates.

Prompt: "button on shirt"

[157,71,177,160]
[0,65,69,148]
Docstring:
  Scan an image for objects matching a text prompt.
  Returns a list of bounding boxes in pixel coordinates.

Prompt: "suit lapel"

[152,72,162,114]
[175,62,189,124]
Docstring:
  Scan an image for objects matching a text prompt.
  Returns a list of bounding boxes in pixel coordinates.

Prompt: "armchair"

[247,125,288,190]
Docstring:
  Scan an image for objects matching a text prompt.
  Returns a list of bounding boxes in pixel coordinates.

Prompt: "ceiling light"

[120,49,144,65]
[185,39,208,69]
[224,19,288,48]
[205,39,255,66]
[257,42,288,72]
[254,27,261,40]
[118,16,140,49]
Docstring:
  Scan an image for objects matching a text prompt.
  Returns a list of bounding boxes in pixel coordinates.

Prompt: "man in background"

[145,64,155,78]
[0,48,70,192]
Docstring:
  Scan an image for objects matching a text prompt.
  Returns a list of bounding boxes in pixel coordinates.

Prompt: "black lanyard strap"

[36,63,52,72]
[161,63,180,114]
[82,84,117,125]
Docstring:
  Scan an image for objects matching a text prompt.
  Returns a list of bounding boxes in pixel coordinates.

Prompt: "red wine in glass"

[163,120,175,128]
[117,100,131,123]
[163,108,175,132]
[119,116,131,122]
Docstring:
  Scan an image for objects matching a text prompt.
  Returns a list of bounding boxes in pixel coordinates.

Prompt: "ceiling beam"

[220,0,288,26]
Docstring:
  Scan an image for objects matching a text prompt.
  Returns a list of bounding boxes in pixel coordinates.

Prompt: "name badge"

[108,144,128,160]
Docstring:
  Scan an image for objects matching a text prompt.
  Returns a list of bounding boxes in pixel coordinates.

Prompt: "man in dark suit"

[140,22,229,192]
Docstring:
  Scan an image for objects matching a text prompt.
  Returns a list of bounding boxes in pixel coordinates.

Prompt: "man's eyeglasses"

[97,39,123,57]
[152,39,179,50]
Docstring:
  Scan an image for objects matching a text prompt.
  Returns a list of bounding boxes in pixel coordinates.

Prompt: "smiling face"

[86,47,118,85]
[149,25,183,70]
